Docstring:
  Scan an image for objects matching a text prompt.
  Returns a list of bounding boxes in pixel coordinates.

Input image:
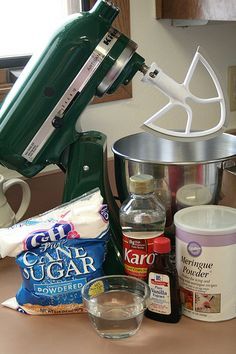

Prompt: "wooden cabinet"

[0,69,12,102]
[156,0,236,21]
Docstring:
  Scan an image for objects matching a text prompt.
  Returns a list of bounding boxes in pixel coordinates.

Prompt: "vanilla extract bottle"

[145,236,182,323]
[119,174,166,281]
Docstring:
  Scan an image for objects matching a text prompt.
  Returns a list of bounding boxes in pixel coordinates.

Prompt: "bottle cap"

[153,236,171,253]
[129,174,154,194]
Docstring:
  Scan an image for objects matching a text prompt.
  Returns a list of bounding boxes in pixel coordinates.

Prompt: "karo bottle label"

[123,235,162,280]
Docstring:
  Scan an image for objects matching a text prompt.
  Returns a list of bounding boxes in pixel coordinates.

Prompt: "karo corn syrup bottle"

[119,174,166,281]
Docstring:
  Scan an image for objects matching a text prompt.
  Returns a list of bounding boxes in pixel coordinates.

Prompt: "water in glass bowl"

[87,290,145,339]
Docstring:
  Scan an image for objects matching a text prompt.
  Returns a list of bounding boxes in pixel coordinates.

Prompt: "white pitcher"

[0,175,31,228]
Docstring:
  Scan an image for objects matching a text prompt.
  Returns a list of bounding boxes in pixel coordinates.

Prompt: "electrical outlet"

[228,66,236,111]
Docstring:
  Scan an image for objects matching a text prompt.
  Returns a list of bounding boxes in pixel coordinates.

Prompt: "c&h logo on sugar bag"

[187,241,202,257]
[99,205,109,223]
[24,223,80,250]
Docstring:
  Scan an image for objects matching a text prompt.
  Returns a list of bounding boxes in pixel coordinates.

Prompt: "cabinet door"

[156,0,236,21]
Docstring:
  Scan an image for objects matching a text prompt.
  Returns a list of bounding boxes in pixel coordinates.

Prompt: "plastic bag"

[1,189,110,315]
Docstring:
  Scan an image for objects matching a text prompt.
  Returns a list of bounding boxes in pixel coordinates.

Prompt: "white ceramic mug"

[0,175,31,228]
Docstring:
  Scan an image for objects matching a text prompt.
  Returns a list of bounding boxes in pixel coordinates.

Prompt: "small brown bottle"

[145,236,181,323]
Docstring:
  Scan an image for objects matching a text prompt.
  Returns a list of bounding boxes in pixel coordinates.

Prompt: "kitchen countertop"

[0,257,235,354]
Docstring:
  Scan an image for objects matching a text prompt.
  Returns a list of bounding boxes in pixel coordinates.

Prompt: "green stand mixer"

[0,0,227,274]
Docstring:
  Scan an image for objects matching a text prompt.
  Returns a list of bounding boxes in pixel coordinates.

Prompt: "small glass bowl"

[82,275,150,339]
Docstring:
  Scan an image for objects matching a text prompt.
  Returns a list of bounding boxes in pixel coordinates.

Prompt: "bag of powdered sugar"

[0,189,110,315]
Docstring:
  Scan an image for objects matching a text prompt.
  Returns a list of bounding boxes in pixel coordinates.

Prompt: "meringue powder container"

[174,205,236,322]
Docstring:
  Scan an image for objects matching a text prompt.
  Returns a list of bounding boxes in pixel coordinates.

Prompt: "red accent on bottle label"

[123,235,163,280]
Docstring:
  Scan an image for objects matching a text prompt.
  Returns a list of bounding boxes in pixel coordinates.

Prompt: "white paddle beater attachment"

[140,48,227,141]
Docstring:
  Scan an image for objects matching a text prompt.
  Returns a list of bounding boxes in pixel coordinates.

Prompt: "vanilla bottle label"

[148,272,171,315]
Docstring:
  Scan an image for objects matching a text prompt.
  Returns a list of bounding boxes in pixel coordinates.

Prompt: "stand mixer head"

[0,0,144,177]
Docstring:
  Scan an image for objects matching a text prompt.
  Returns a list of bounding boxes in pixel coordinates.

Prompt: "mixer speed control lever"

[52,112,64,129]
